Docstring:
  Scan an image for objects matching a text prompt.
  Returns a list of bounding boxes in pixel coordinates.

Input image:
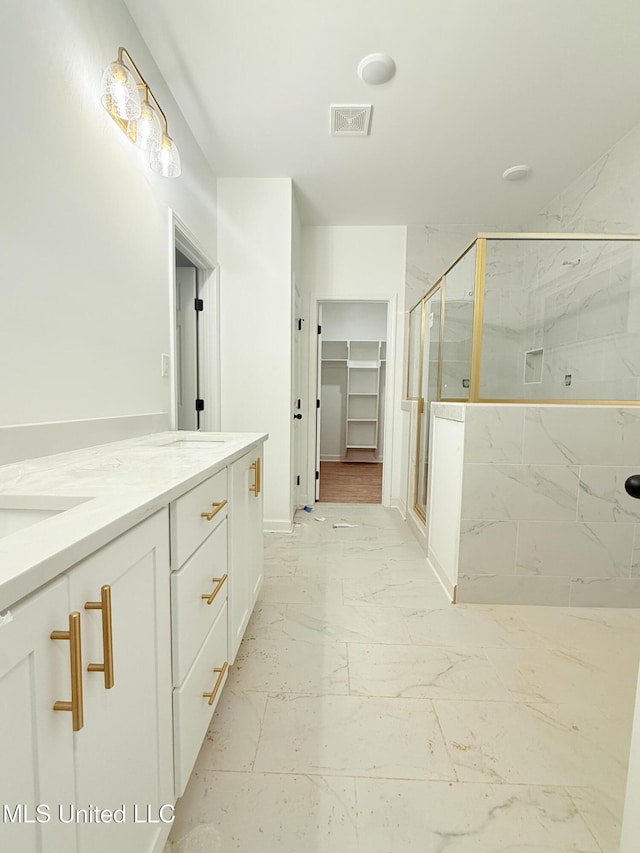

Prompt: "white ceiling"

[124,0,640,226]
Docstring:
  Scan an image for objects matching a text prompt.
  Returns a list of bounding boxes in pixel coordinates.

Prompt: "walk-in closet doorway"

[316,301,389,504]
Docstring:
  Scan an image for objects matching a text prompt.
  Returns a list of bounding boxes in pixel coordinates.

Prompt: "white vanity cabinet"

[228,447,264,664]
[0,510,172,853]
[0,432,266,853]
[0,577,78,853]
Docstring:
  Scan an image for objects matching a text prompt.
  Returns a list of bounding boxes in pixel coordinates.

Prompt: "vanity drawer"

[173,601,228,798]
[171,519,228,686]
[171,468,228,567]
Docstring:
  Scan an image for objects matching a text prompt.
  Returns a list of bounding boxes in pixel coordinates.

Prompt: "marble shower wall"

[455,404,640,606]
[479,238,640,401]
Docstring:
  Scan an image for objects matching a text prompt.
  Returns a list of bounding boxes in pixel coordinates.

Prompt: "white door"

[293,285,304,508]
[176,266,198,430]
[315,304,323,500]
[69,510,173,853]
[0,578,78,853]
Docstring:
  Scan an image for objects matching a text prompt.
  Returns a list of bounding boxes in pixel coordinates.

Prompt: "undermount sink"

[145,434,233,449]
[0,495,92,540]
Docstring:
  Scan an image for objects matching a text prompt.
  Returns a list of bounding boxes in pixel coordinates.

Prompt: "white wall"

[321,302,388,341]
[301,226,406,509]
[0,0,217,442]
[218,178,294,531]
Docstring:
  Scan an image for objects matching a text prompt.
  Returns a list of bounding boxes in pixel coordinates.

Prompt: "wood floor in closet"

[318,461,382,504]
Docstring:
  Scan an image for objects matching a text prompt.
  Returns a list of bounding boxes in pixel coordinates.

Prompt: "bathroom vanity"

[0,431,266,853]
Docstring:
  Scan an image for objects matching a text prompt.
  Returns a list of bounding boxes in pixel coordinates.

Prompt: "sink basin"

[161,440,227,448]
[0,495,92,540]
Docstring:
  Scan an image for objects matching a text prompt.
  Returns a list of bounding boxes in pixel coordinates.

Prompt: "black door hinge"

[315,471,319,480]
[316,399,320,409]
[296,399,301,410]
[317,324,321,335]
[195,399,205,412]
[194,298,204,312]
[297,318,304,331]
[296,475,301,486]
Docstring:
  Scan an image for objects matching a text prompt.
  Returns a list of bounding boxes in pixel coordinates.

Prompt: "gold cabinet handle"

[51,612,84,732]
[200,499,228,521]
[201,574,227,605]
[202,662,228,706]
[250,457,261,496]
[85,585,115,689]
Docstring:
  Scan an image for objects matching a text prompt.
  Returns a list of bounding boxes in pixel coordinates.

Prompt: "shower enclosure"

[405,233,640,606]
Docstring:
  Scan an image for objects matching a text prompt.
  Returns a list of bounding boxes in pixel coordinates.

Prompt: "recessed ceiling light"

[357,53,396,85]
[502,164,532,181]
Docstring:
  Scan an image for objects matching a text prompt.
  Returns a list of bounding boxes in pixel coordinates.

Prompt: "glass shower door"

[414,286,442,520]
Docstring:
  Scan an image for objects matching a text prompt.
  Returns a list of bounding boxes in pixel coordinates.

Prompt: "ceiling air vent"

[330,104,372,136]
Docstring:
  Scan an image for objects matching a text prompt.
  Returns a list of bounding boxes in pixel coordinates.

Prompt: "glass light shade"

[150,134,181,177]
[100,61,141,121]
[127,101,162,151]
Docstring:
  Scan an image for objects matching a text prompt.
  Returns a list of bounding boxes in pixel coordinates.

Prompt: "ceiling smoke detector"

[502,164,532,181]
[357,53,396,85]
[330,105,372,136]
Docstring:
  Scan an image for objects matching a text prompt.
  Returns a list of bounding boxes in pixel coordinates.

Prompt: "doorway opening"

[316,301,388,504]
[171,216,220,432]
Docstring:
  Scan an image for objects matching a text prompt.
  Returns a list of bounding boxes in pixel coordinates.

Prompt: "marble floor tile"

[342,576,447,608]
[193,684,267,772]
[258,575,344,605]
[170,505,640,853]
[232,637,349,695]
[433,699,629,790]
[403,603,545,648]
[248,602,413,645]
[170,771,358,853]
[568,785,624,853]
[253,693,456,780]
[296,553,433,581]
[486,646,637,707]
[348,643,512,701]
[355,778,601,853]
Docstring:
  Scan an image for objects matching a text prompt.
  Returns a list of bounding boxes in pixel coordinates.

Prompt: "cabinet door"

[248,447,264,603]
[0,577,77,853]
[68,510,172,853]
[228,447,264,664]
[228,452,252,664]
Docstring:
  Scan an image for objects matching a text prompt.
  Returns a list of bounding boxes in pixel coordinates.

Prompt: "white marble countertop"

[0,431,267,611]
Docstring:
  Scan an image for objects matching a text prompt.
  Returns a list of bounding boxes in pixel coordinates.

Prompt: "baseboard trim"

[0,413,170,466]
[264,519,294,533]
[390,497,407,519]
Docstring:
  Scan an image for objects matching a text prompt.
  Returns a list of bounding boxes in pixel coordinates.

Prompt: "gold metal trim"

[474,398,640,406]
[51,612,84,732]
[201,499,228,521]
[436,276,445,401]
[477,231,640,241]
[202,662,228,706]
[85,585,115,690]
[469,239,486,403]
[201,575,228,605]
[250,458,261,496]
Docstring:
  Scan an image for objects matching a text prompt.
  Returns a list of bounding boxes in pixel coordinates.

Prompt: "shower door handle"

[625,475,640,499]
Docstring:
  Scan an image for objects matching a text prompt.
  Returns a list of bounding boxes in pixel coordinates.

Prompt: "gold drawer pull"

[51,612,84,732]
[250,457,261,496]
[202,662,228,706]
[201,574,228,605]
[85,585,115,689]
[201,499,227,521]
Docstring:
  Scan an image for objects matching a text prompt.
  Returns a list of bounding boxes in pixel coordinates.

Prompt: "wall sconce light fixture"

[100,47,181,178]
